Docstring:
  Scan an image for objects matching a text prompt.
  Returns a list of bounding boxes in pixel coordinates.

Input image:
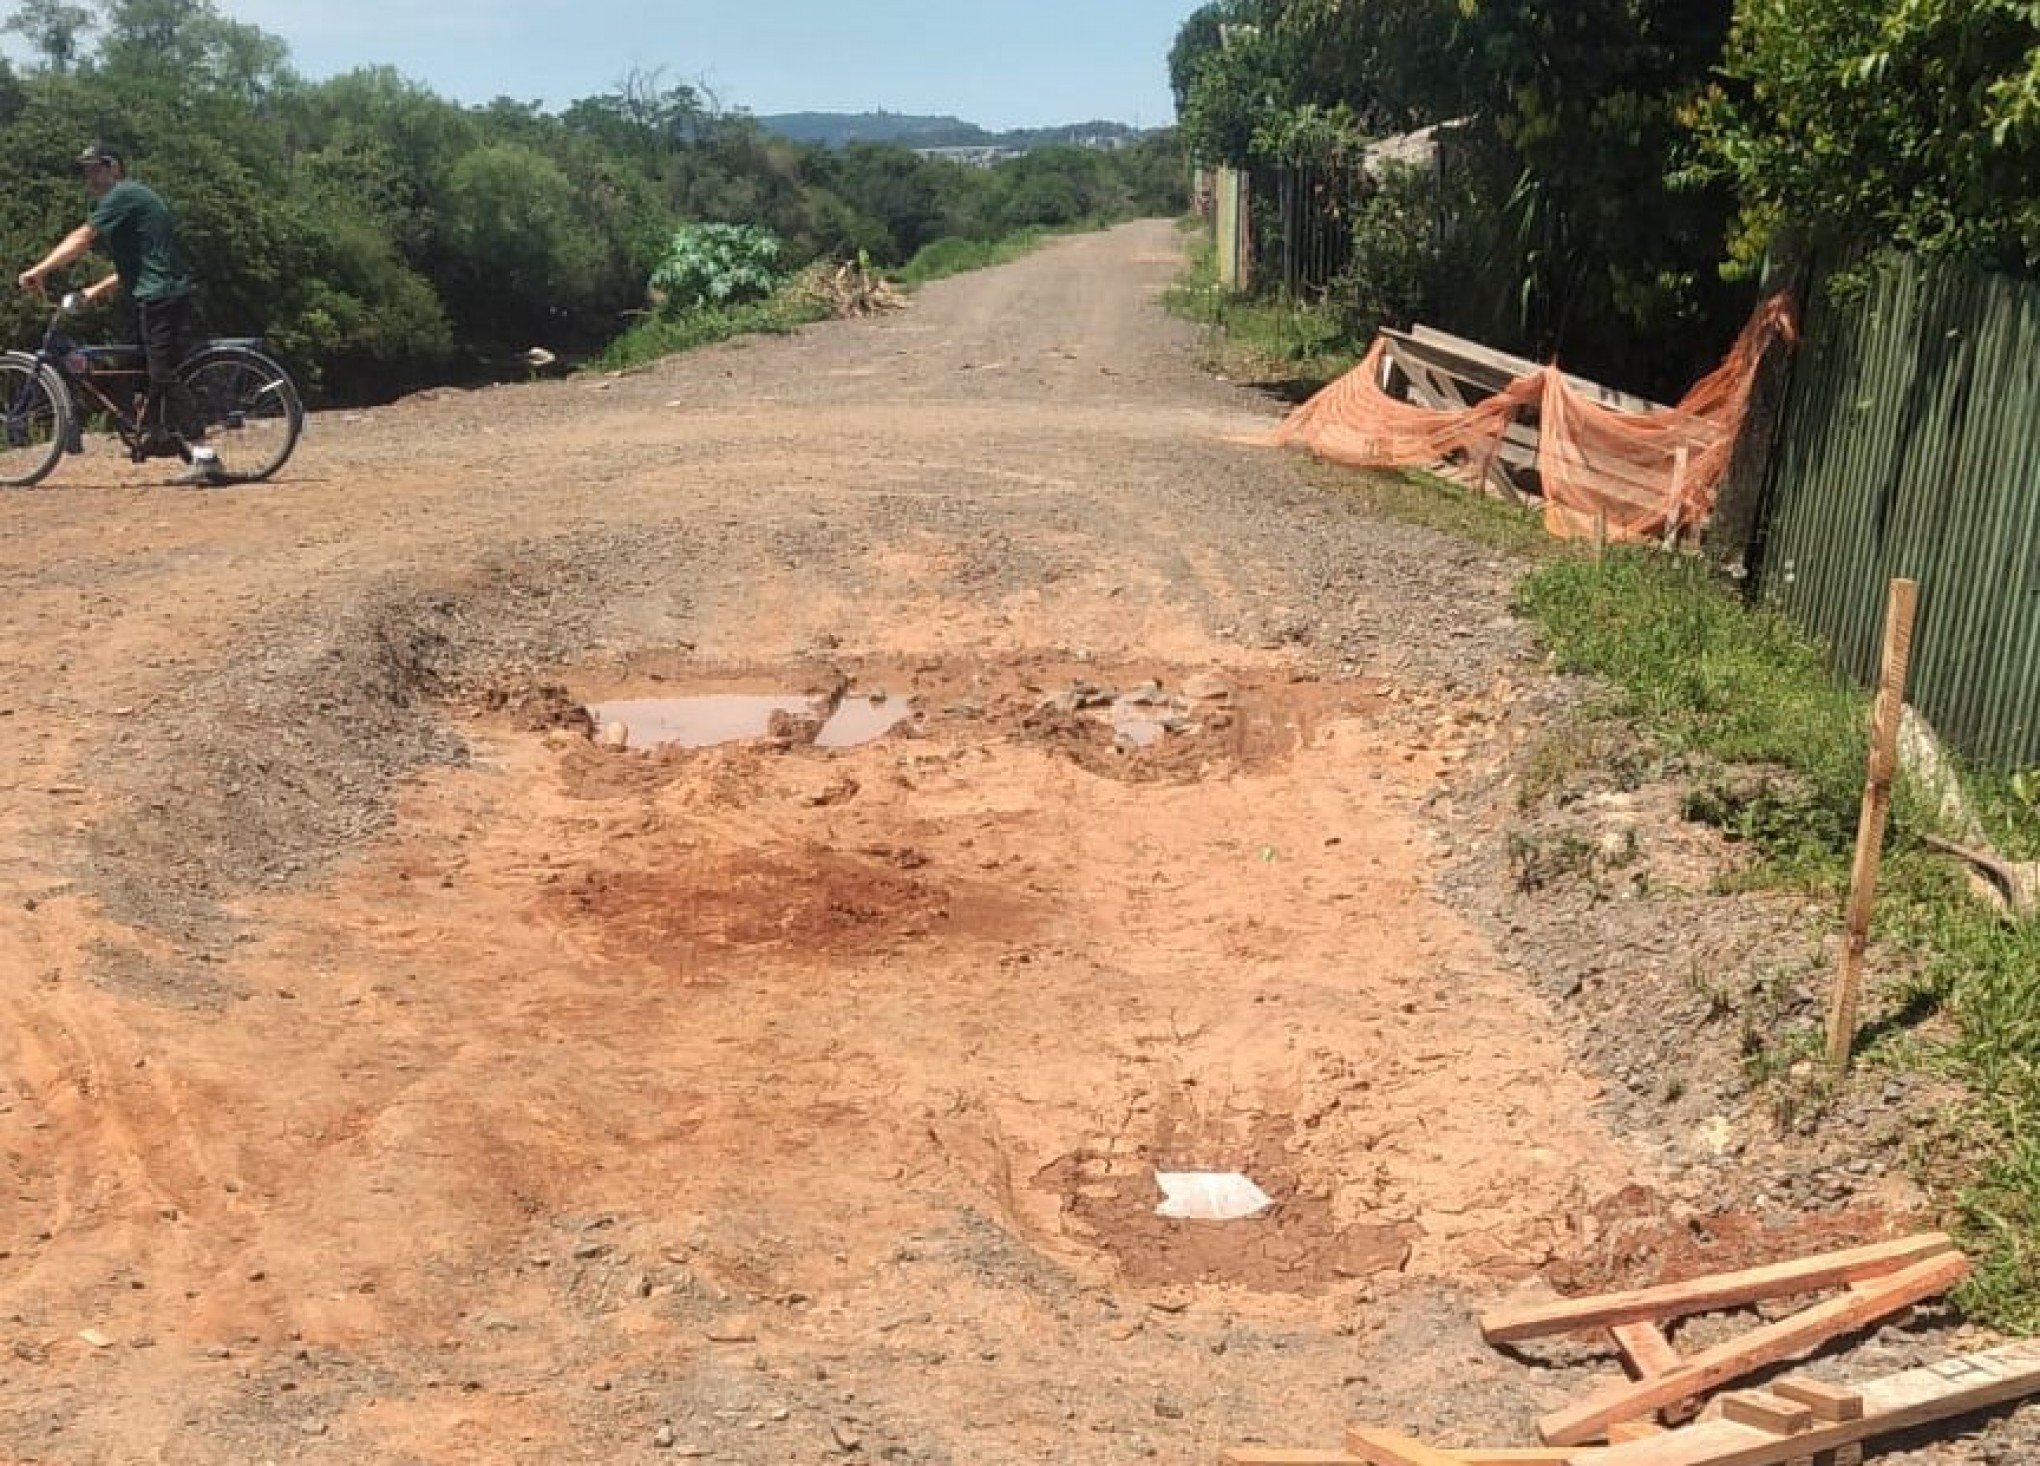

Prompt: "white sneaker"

[175,447,228,486]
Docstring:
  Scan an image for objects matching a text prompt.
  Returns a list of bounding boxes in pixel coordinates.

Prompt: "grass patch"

[1164,234,1363,395]
[1317,465,1562,564]
[1512,548,2040,1328]
[1515,553,1874,879]
[895,229,1064,287]
[591,289,831,372]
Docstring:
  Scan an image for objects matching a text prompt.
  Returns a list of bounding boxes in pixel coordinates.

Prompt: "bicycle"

[0,292,304,487]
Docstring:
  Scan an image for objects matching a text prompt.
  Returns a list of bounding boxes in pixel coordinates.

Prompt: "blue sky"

[213,1,1192,130]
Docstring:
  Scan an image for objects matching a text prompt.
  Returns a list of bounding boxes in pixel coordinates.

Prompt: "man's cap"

[74,143,122,170]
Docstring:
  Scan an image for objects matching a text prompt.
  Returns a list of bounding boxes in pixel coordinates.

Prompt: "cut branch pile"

[1221,1232,2040,1466]
[797,259,909,319]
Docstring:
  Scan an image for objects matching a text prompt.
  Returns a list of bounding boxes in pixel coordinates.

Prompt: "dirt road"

[0,221,1725,1462]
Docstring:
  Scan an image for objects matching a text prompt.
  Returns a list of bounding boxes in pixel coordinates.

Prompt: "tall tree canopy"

[1692,0,2040,273]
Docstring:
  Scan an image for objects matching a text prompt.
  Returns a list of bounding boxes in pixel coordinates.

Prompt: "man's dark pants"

[137,295,203,451]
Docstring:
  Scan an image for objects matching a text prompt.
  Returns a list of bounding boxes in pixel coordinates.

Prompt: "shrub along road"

[0,221,2017,1463]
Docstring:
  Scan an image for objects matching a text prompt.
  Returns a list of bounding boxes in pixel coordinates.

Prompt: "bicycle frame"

[24,301,277,462]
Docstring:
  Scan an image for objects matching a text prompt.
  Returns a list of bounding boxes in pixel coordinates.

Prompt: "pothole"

[1034,1108,1417,1296]
[587,691,915,752]
[515,657,1387,799]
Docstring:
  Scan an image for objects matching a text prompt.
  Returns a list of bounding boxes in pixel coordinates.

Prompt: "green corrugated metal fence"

[1757,253,2040,769]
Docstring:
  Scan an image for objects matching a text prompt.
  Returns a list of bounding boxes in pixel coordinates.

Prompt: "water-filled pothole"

[586,692,914,751]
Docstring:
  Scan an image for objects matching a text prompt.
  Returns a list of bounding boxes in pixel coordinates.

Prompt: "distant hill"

[756,111,1148,152]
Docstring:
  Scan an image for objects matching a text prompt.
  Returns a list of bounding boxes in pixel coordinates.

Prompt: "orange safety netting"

[1258,295,1798,542]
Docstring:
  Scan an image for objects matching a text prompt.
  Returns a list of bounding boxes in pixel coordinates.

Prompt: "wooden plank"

[1537,1252,1970,1445]
[1719,1392,1813,1435]
[1345,1429,1465,1466]
[1340,1431,1609,1466]
[1399,325,1670,415]
[1767,1380,1863,1422]
[1383,340,1460,412]
[1568,1338,2040,1466]
[1480,1233,1957,1343]
[1613,1323,1683,1379]
[1606,1421,1667,1442]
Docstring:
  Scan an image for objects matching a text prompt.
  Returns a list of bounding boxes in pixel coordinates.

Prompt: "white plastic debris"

[1154,1171,1274,1222]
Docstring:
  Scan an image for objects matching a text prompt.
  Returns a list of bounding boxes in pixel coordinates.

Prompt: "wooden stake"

[1473,404,1516,505]
[1826,577,1920,1073]
[1662,447,1690,550]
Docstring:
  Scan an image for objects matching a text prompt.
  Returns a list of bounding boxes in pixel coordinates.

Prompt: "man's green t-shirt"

[88,180,193,304]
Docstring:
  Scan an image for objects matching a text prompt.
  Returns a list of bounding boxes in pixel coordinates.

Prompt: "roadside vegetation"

[1165,235,1362,396]
[1514,552,2040,1329]
[895,229,1060,287]
[1169,0,2040,399]
[0,0,1185,402]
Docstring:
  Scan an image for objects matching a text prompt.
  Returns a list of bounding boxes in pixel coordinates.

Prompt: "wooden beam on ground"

[1613,1323,1683,1379]
[1341,1431,1610,1465]
[1346,1429,1466,1466]
[1536,1251,1970,1446]
[1396,326,1671,416]
[1718,1393,1813,1435]
[1766,1380,1863,1423]
[1480,1233,1957,1343]
[1567,1339,2040,1466]
[1606,1421,1667,1442]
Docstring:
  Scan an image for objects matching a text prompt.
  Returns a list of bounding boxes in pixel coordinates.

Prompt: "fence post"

[1827,577,1920,1073]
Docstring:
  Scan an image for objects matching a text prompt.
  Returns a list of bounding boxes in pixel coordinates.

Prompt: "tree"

[1175,4,1298,167]
[830,143,948,262]
[95,0,289,99]
[1168,3,1230,116]
[1691,0,2040,274]
[562,69,707,157]
[1166,0,1744,393]
[436,142,607,344]
[5,0,92,71]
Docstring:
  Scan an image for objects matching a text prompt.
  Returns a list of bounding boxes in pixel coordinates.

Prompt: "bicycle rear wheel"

[179,345,303,482]
[0,352,71,487]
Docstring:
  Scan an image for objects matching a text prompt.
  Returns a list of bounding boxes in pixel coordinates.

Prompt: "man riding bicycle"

[16,144,225,485]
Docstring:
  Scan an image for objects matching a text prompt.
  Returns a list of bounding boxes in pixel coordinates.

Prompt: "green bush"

[648,222,784,311]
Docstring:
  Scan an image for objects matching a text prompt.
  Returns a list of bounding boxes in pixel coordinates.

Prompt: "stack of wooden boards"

[1375,325,1671,505]
[1223,1233,2040,1466]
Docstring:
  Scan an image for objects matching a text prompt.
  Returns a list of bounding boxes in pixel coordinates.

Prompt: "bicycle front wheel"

[180,346,303,483]
[0,352,71,488]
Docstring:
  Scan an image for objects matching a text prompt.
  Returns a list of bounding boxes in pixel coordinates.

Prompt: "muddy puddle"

[588,692,914,751]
